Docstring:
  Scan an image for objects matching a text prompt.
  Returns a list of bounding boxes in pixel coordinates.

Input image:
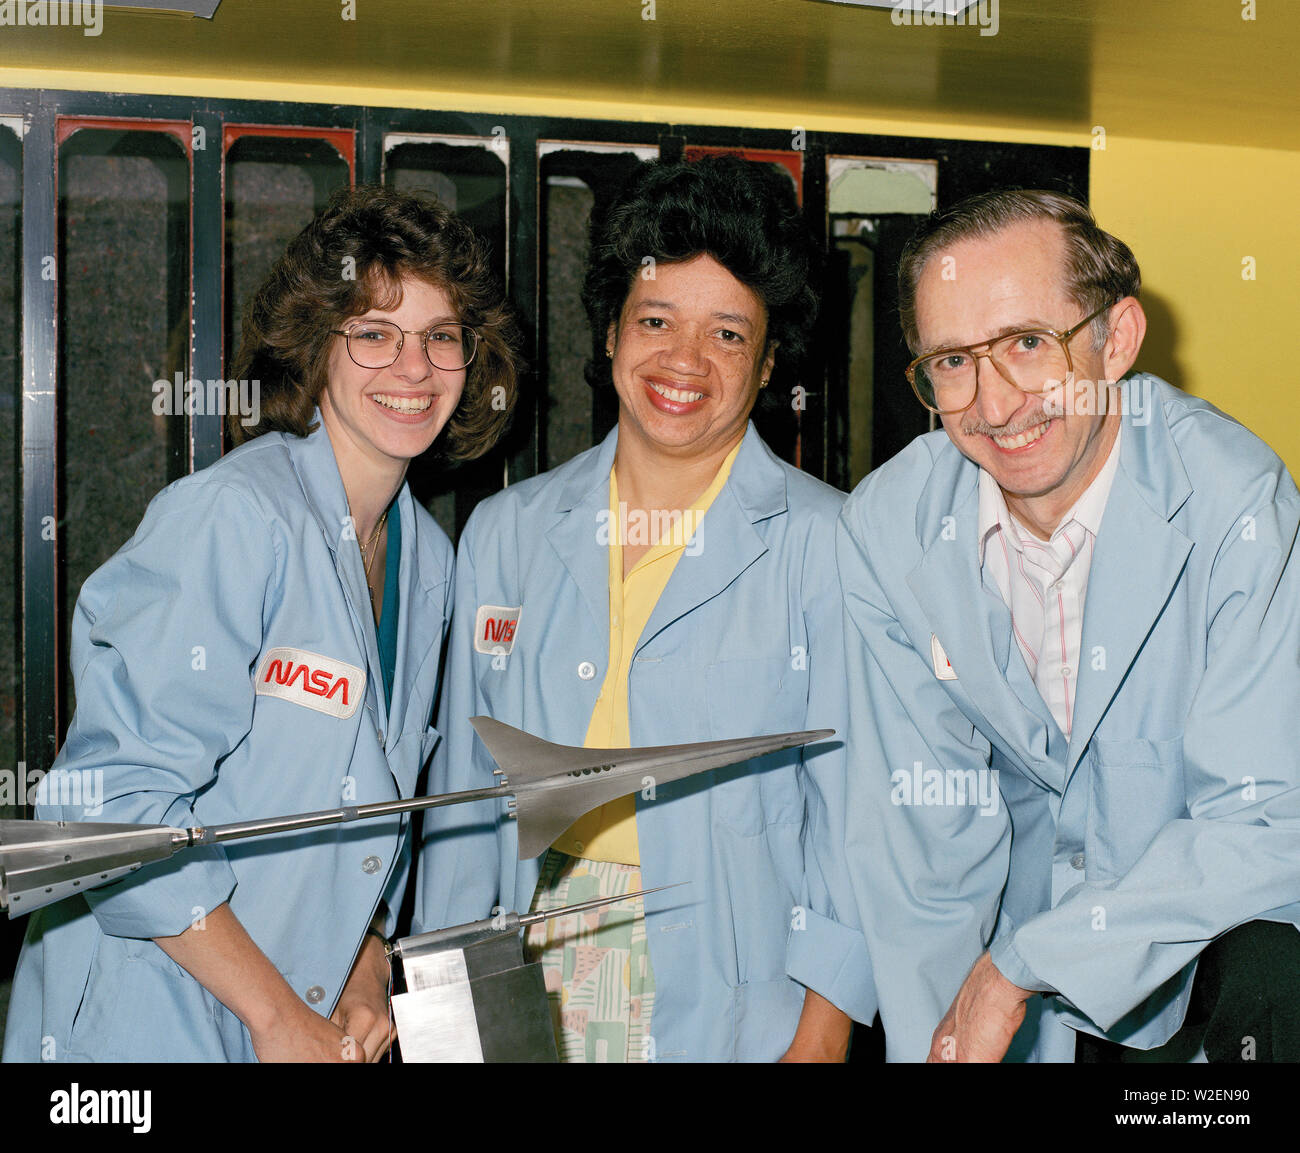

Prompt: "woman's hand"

[330,932,396,1062]
[250,1000,365,1063]
[154,903,366,1062]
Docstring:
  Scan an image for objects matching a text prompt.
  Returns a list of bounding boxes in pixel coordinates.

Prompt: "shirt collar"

[285,407,416,566]
[1070,419,1122,538]
[285,409,350,554]
[978,420,1123,565]
[977,466,1007,567]
[609,436,742,571]
[559,420,786,523]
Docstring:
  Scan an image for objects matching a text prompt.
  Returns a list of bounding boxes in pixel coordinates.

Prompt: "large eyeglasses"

[331,320,479,371]
[906,302,1113,415]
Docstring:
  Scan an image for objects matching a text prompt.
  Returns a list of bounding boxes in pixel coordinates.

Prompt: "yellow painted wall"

[4,70,1296,473]
[1091,136,1300,473]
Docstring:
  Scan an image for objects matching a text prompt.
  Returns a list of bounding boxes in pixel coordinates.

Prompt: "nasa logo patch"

[255,647,366,718]
[474,605,522,656]
[930,634,957,681]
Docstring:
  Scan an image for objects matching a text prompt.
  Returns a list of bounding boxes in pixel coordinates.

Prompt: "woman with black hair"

[417,156,863,1062]
[4,185,521,1062]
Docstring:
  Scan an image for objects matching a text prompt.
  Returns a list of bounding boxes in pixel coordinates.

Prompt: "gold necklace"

[357,509,389,609]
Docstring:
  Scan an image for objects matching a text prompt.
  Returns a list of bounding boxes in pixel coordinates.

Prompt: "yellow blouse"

[550,441,741,864]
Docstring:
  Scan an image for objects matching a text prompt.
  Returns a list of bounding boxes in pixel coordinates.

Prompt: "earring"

[760,378,769,389]
[606,349,613,359]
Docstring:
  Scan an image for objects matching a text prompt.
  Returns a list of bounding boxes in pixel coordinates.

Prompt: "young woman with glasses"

[3,185,521,1063]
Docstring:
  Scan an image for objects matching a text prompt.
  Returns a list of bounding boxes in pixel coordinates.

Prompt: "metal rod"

[190,785,514,845]
[517,882,686,927]
[390,883,688,959]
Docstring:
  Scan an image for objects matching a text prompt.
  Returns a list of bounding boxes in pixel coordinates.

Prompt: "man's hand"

[330,932,396,1062]
[779,988,853,1062]
[928,952,1031,1063]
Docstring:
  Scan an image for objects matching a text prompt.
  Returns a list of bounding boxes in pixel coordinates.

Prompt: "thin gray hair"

[897,189,1141,354]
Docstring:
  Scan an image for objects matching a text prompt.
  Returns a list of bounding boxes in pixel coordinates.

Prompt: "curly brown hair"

[229,184,522,460]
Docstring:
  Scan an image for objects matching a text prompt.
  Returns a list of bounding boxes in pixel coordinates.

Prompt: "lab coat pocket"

[68,937,223,1061]
[706,657,805,836]
[733,976,805,1061]
[63,928,105,1059]
[1084,737,1186,883]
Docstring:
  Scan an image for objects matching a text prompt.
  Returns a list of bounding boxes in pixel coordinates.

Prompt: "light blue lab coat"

[3,417,450,1062]
[824,374,1300,1061]
[415,423,869,1061]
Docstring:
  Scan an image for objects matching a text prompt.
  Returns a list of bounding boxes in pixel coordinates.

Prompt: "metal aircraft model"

[0,717,833,917]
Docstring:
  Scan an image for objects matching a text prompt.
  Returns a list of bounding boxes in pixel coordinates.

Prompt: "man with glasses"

[797,189,1300,1063]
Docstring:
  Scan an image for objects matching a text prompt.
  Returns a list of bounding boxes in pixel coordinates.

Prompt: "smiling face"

[915,219,1136,534]
[320,275,467,478]
[607,254,775,466]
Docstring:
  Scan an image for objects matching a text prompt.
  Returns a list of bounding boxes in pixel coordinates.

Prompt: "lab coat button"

[577,661,596,681]
[1069,852,1086,870]
[305,985,326,1004]
[376,728,385,746]
[362,855,382,874]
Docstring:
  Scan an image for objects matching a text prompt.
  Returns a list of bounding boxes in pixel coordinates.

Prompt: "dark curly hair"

[581,155,819,393]
[230,184,522,459]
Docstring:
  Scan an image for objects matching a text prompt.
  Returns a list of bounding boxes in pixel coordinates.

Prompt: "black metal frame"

[1,86,1088,778]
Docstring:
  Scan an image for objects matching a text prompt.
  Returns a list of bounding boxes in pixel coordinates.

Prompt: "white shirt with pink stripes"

[977,425,1122,740]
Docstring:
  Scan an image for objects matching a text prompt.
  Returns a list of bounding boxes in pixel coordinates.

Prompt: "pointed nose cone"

[465,718,837,859]
[0,819,183,916]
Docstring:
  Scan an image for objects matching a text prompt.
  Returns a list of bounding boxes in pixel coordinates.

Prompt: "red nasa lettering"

[264,657,351,705]
[255,647,364,718]
[473,605,521,656]
[482,617,517,645]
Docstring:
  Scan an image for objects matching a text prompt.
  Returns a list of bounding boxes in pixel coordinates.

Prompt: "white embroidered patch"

[474,605,521,656]
[254,646,365,719]
[930,634,957,681]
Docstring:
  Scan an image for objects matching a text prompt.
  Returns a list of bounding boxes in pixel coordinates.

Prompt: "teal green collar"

[377,499,401,714]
